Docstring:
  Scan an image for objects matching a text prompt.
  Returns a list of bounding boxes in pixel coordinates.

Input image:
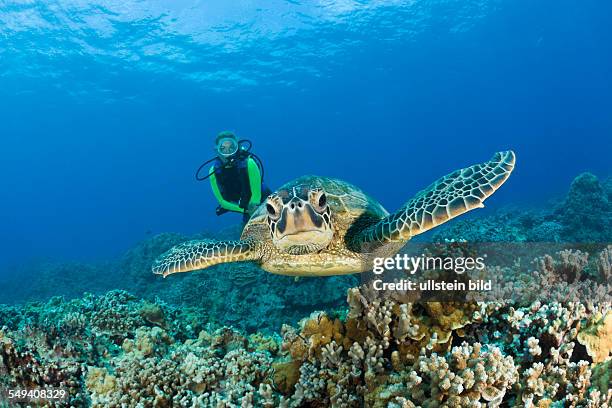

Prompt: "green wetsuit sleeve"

[209,165,244,213]
[247,157,262,206]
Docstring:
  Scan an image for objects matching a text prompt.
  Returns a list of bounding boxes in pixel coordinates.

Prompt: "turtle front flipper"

[152,239,260,277]
[357,151,516,246]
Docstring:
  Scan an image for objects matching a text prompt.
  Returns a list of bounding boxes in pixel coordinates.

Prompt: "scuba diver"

[196,131,270,224]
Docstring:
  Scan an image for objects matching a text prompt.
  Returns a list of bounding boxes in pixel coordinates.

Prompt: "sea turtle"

[153,151,515,277]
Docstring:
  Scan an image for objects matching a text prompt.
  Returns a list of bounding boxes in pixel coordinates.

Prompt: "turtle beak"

[277,198,323,236]
[272,198,333,254]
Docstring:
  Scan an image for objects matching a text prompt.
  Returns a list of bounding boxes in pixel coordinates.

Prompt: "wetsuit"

[209,154,270,223]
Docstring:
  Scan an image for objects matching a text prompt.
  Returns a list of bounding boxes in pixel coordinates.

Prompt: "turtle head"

[265,186,333,255]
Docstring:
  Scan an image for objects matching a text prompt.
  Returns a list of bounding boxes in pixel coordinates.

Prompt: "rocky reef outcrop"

[433,172,612,244]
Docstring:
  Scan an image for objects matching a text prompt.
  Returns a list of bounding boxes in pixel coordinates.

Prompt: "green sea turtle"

[153,151,515,277]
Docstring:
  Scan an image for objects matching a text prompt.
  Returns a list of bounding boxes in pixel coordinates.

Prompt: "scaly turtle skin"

[153,151,515,277]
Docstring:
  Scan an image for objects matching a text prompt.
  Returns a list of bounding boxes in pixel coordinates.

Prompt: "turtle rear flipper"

[152,239,260,277]
[357,151,516,246]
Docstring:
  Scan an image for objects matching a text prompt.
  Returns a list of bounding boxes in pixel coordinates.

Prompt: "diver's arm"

[209,166,244,213]
[246,157,262,208]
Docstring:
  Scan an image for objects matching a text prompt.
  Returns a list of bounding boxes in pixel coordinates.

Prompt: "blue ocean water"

[0,0,610,272]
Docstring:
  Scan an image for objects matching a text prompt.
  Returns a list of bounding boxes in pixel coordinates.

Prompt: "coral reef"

[478,246,612,306]
[0,173,610,407]
[0,231,356,334]
[86,327,277,407]
[0,291,281,406]
[1,266,610,407]
[273,293,610,407]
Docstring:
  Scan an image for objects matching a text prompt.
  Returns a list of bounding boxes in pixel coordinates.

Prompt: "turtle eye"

[310,189,328,213]
[266,196,282,220]
[318,193,327,208]
[266,203,276,216]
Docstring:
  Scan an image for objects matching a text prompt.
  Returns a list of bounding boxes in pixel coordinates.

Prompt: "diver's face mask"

[217,138,238,160]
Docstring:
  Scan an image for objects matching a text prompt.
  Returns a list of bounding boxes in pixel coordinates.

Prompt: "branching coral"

[84,323,279,407]
[482,247,611,306]
[275,273,610,407]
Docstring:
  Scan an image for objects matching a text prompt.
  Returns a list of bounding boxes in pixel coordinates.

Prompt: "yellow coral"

[272,360,301,394]
[286,337,308,361]
[85,367,117,395]
[344,317,370,345]
[301,312,344,357]
[424,302,480,332]
[537,399,553,408]
[248,333,279,354]
[577,311,612,363]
